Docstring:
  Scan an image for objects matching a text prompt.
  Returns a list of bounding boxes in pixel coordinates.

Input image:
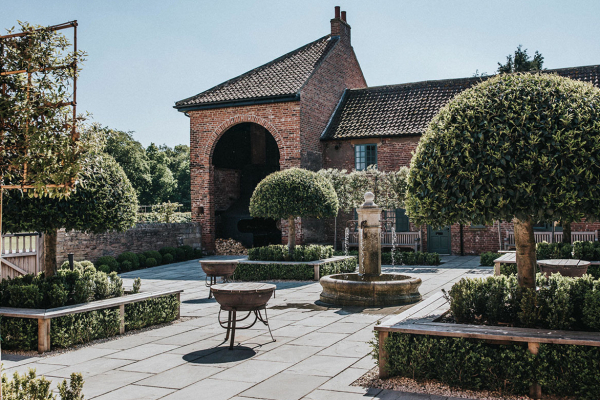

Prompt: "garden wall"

[56,223,202,264]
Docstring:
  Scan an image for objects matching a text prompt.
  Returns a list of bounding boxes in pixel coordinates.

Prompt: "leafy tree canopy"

[250,168,339,220]
[405,73,600,227]
[498,45,544,73]
[0,21,86,196]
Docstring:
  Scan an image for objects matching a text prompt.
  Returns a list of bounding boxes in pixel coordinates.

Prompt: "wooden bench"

[0,289,183,353]
[493,252,516,275]
[374,291,600,399]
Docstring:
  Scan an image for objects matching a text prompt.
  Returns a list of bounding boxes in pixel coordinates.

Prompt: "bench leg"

[37,318,50,354]
[119,304,125,334]
[528,342,542,399]
[494,261,501,276]
[378,331,389,379]
[314,265,320,281]
[176,292,181,319]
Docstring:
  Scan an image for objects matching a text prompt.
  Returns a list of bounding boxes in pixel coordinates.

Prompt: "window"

[355,144,377,171]
[383,209,409,232]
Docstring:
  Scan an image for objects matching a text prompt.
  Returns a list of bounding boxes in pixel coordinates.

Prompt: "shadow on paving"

[183,346,256,364]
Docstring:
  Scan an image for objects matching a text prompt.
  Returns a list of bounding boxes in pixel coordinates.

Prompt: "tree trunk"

[514,218,536,288]
[562,221,572,244]
[288,216,296,256]
[44,231,58,277]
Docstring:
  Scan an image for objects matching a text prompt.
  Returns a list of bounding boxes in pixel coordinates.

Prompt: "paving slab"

[241,372,328,400]
[287,355,359,377]
[254,344,321,364]
[92,383,174,400]
[135,363,224,389]
[79,370,151,398]
[119,353,188,374]
[319,367,372,394]
[211,359,292,383]
[288,331,348,347]
[160,378,254,400]
[46,356,135,379]
[106,343,180,360]
[317,339,372,358]
[305,388,381,399]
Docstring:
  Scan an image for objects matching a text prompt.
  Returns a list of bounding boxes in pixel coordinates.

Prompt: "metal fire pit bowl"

[200,260,239,298]
[211,282,276,350]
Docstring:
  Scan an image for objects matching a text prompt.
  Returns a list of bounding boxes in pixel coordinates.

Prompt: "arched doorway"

[212,122,281,247]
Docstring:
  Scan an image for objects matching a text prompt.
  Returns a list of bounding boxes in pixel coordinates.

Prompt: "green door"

[427,226,451,254]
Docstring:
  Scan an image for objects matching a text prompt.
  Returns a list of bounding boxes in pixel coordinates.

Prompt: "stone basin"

[319,273,422,307]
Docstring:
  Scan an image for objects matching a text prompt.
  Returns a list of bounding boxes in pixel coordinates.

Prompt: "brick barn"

[175,7,600,255]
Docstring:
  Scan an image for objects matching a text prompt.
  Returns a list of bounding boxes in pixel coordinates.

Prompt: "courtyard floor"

[2,255,488,400]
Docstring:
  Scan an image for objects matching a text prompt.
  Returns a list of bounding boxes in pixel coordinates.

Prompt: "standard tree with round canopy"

[405,73,600,288]
[249,168,339,256]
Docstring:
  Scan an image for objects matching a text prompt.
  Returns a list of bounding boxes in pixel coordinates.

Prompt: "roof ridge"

[175,34,334,107]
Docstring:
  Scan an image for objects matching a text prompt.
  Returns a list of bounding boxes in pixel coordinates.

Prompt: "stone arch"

[205,115,283,164]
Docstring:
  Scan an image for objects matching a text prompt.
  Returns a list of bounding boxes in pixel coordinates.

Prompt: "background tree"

[498,45,544,73]
[2,140,138,275]
[250,168,339,255]
[405,73,600,288]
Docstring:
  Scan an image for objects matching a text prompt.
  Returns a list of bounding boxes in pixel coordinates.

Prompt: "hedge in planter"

[248,244,334,262]
[232,258,356,281]
[0,295,179,351]
[376,333,600,399]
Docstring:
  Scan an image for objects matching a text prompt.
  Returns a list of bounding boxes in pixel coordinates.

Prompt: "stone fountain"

[319,192,422,306]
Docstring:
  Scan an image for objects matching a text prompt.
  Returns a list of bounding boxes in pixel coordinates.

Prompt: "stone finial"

[362,192,375,207]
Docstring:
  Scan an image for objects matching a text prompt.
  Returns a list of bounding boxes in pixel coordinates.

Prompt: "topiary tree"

[250,168,339,255]
[405,73,600,288]
[2,151,138,275]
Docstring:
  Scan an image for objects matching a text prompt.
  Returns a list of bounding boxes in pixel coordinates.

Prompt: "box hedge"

[248,244,334,262]
[232,257,356,281]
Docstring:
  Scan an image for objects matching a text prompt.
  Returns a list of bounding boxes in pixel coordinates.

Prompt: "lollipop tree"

[405,73,600,288]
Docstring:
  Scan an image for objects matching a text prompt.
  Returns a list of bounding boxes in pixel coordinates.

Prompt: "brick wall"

[55,223,202,264]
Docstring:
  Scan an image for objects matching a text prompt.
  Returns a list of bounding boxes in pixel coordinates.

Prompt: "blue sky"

[3,0,599,147]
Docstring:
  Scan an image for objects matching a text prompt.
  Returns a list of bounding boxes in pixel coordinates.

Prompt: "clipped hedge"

[479,252,500,266]
[232,257,356,281]
[376,333,600,399]
[0,295,179,351]
[446,274,600,331]
[1,370,84,400]
[335,250,440,266]
[248,244,334,262]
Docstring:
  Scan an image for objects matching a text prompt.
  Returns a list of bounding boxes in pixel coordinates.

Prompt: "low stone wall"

[56,223,202,264]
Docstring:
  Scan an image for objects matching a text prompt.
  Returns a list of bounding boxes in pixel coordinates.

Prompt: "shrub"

[120,260,133,272]
[446,274,600,331]
[137,252,147,268]
[162,253,174,264]
[480,252,500,266]
[500,263,518,276]
[233,258,356,281]
[95,256,118,272]
[125,294,179,331]
[193,248,203,258]
[143,250,162,265]
[1,370,85,400]
[133,278,142,294]
[179,245,194,260]
[117,252,139,270]
[174,247,186,261]
[248,245,333,262]
[376,333,600,398]
[145,257,157,268]
[159,246,177,257]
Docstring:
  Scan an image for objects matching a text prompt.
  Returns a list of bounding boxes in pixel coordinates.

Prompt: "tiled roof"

[175,35,338,109]
[321,64,600,140]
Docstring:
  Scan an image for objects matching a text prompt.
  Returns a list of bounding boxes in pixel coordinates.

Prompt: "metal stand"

[205,275,232,299]
[218,306,275,350]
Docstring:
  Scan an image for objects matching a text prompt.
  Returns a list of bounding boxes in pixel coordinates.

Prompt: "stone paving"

[2,255,489,400]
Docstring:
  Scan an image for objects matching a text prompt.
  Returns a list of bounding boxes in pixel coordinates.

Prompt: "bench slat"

[0,289,183,319]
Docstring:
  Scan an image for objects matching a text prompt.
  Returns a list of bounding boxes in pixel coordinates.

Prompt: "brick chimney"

[331,6,351,43]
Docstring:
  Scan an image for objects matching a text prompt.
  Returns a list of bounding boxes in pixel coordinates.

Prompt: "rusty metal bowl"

[211,283,275,311]
[200,260,238,277]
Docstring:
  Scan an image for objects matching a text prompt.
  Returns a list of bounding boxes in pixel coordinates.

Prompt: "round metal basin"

[211,283,275,311]
[319,273,422,307]
[200,260,238,277]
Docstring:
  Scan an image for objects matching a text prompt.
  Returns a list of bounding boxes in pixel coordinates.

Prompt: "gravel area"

[352,368,573,400]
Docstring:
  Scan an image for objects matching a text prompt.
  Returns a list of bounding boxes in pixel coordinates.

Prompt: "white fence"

[504,231,598,250]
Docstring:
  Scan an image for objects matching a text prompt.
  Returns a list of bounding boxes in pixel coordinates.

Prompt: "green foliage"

[479,252,500,266]
[143,250,162,265]
[98,265,110,274]
[250,168,339,220]
[406,73,600,227]
[500,263,518,276]
[498,45,544,74]
[573,240,600,261]
[151,202,182,223]
[536,241,573,260]
[159,246,177,257]
[233,258,356,281]
[95,256,118,272]
[145,257,157,268]
[133,278,142,294]
[248,245,334,262]
[162,253,174,264]
[2,294,178,351]
[2,152,138,235]
[125,294,179,331]
[317,167,409,212]
[137,252,147,267]
[117,252,140,270]
[446,274,600,330]
[1,369,85,400]
[120,260,133,272]
[376,333,600,398]
[396,251,440,266]
[0,264,123,310]
[0,21,86,196]
[138,211,191,223]
[179,245,194,260]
